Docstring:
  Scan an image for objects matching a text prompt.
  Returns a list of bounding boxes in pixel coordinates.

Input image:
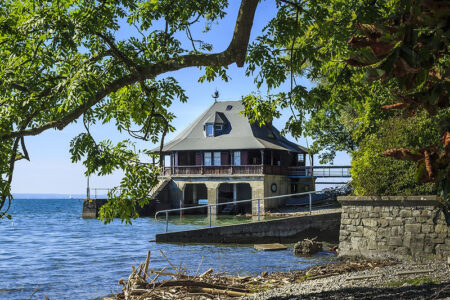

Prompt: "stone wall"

[338,196,449,260]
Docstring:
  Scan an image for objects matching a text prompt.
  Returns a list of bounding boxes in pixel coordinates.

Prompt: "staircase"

[221,203,235,215]
[151,178,171,200]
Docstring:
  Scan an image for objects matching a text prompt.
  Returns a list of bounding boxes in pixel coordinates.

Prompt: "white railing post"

[209,205,212,227]
[309,193,312,215]
[257,198,260,221]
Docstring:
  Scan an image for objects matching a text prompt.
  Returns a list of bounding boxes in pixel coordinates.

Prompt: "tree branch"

[1,0,259,141]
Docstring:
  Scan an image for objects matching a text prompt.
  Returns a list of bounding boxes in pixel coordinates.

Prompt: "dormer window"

[214,124,223,131]
[205,124,214,137]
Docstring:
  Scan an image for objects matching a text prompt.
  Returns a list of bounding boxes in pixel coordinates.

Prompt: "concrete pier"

[82,199,107,219]
[155,209,341,244]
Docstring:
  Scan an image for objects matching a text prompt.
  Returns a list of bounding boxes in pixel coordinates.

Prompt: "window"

[226,105,233,111]
[204,152,212,166]
[214,124,223,131]
[213,152,221,166]
[205,124,214,137]
[298,153,305,163]
[233,151,241,166]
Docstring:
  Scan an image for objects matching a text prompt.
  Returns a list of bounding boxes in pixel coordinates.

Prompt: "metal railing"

[288,166,351,177]
[155,190,326,233]
[89,188,121,199]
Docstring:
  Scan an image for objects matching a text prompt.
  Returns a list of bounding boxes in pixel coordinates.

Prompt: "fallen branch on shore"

[114,250,397,300]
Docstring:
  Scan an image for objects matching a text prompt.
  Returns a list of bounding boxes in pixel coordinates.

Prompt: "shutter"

[241,151,248,165]
[221,152,229,165]
[195,152,202,165]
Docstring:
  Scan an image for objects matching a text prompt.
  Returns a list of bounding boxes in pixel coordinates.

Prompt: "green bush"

[351,112,442,196]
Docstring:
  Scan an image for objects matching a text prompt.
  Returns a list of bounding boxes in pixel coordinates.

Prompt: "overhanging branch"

[1,0,259,141]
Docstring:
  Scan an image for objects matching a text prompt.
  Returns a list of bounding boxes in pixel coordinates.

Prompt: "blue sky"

[11,1,350,194]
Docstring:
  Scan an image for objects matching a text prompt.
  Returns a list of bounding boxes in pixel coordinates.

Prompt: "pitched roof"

[153,100,307,153]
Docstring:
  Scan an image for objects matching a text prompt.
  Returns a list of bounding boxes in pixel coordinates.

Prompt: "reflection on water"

[0,199,336,300]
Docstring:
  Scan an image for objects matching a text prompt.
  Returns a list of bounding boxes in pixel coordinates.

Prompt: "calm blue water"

[0,199,336,299]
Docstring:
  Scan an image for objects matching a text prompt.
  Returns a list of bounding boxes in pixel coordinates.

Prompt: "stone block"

[363,228,376,238]
[389,237,403,246]
[412,210,421,217]
[351,237,363,249]
[404,217,416,224]
[391,226,404,236]
[392,207,400,216]
[435,224,449,234]
[340,229,350,237]
[421,210,431,216]
[390,219,403,226]
[368,240,378,250]
[411,233,425,242]
[403,233,411,248]
[410,242,424,251]
[362,219,377,227]
[352,219,361,226]
[405,224,421,233]
[417,217,430,223]
[421,224,433,233]
[379,219,389,228]
[341,218,352,225]
[349,213,360,219]
[394,247,410,255]
[424,245,434,254]
[400,210,412,218]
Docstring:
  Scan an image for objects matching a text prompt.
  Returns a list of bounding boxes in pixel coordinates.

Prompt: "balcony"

[162,165,288,176]
[288,166,351,178]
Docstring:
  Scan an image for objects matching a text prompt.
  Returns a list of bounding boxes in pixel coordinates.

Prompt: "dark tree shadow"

[266,283,450,300]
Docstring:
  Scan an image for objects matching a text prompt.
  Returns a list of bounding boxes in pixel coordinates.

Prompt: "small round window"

[271,183,277,193]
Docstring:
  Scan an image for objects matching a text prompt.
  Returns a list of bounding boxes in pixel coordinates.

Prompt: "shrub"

[351,112,442,196]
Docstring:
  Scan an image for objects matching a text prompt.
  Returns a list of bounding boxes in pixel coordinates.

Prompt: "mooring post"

[165,211,169,232]
[309,194,312,215]
[257,198,260,221]
[209,205,212,227]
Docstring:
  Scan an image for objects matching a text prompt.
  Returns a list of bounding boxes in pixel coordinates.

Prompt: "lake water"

[0,199,336,299]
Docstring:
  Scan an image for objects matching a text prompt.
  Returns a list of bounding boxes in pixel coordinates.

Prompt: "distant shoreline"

[11,194,86,199]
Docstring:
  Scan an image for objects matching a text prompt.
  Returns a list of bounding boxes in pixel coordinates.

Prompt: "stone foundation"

[337,196,449,260]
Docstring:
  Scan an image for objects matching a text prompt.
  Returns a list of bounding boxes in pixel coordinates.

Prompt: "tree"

[0,0,259,222]
[243,0,448,195]
[1,0,448,223]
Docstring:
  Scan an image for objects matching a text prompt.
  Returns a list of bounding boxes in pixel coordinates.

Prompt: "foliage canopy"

[1,0,448,222]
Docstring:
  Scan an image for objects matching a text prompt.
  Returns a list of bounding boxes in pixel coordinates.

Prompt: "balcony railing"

[162,165,289,176]
[288,166,351,177]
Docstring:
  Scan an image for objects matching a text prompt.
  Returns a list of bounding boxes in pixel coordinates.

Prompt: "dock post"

[309,194,312,215]
[165,211,169,232]
[257,199,260,221]
[209,206,212,227]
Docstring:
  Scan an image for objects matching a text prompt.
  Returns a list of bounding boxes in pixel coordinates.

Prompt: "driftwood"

[115,250,397,300]
[190,287,254,297]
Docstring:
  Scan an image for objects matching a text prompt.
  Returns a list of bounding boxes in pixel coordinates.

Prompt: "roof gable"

[153,100,307,152]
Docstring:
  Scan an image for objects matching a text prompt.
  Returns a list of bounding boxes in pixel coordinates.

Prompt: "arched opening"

[183,183,207,214]
[217,183,252,215]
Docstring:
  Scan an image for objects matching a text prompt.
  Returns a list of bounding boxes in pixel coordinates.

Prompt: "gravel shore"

[247,259,450,299]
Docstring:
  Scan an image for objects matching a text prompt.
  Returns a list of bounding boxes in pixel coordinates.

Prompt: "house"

[151,100,314,215]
